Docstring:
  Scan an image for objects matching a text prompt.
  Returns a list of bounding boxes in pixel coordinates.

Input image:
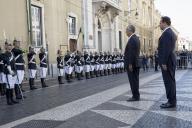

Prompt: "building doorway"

[69,39,77,52]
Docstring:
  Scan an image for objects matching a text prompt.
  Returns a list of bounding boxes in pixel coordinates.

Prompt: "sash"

[40,55,47,65]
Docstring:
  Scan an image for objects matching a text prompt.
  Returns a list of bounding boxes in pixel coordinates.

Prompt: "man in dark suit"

[124,25,140,101]
[158,16,177,108]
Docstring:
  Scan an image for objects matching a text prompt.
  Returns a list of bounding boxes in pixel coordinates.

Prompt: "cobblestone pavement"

[0,70,191,128]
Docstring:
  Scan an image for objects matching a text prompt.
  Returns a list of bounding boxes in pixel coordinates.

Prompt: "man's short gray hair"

[126,25,136,33]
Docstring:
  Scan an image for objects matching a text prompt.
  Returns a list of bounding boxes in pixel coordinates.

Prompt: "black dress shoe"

[11,99,19,104]
[30,86,37,90]
[16,96,22,100]
[160,102,176,108]
[126,97,140,102]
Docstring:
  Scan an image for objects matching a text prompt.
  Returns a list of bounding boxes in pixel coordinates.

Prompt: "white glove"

[7,66,14,75]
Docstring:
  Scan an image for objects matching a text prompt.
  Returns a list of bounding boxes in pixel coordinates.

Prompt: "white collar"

[128,33,135,41]
[161,27,171,35]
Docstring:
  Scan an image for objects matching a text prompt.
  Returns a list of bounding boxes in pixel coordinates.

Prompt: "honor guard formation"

[0,40,125,105]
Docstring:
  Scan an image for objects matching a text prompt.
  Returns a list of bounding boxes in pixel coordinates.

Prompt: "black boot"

[108,69,111,75]
[58,76,64,84]
[0,83,6,96]
[115,69,117,74]
[85,72,90,79]
[67,74,72,83]
[29,78,37,90]
[41,78,44,88]
[41,78,48,88]
[6,89,13,105]
[14,84,22,99]
[77,73,81,80]
[58,76,60,84]
[100,71,103,76]
[81,72,84,77]
[10,89,19,104]
[90,71,95,78]
[104,70,107,76]
[95,71,98,77]
[0,84,3,96]
[61,76,65,84]
[32,78,37,88]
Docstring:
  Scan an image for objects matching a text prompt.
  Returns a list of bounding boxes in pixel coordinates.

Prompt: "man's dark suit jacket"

[158,28,177,66]
[124,34,140,68]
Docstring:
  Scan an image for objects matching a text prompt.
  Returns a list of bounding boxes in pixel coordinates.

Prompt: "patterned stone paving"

[1,70,192,128]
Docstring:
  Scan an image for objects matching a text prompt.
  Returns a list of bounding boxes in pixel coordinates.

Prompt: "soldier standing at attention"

[84,51,91,79]
[107,52,112,75]
[12,40,26,99]
[28,47,37,90]
[90,52,95,78]
[57,50,64,84]
[99,52,105,76]
[0,46,6,96]
[104,52,109,76]
[64,51,73,83]
[94,52,100,77]
[4,43,19,105]
[39,47,48,88]
[75,51,83,80]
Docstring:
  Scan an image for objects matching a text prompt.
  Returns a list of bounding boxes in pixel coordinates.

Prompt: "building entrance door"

[69,39,77,52]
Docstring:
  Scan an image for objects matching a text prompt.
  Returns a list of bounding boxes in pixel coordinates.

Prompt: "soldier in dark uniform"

[107,52,112,75]
[112,52,117,74]
[90,52,95,78]
[104,52,108,76]
[84,51,90,79]
[27,47,37,90]
[94,52,100,77]
[80,53,85,77]
[99,52,104,76]
[0,42,9,95]
[116,53,121,73]
[70,53,75,79]
[39,47,48,88]
[12,40,26,99]
[0,46,6,96]
[75,51,83,80]
[57,50,64,84]
[4,43,19,105]
[64,51,73,82]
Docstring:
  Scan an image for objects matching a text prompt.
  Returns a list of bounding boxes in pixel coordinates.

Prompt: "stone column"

[82,0,94,51]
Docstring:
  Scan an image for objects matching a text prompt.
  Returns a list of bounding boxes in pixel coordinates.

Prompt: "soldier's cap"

[5,41,8,45]
[13,39,17,42]
[13,39,21,46]
[29,46,34,51]
[8,43,12,46]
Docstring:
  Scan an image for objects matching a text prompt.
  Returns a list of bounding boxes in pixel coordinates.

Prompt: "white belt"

[15,63,24,65]
[40,62,47,65]
[29,62,36,64]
